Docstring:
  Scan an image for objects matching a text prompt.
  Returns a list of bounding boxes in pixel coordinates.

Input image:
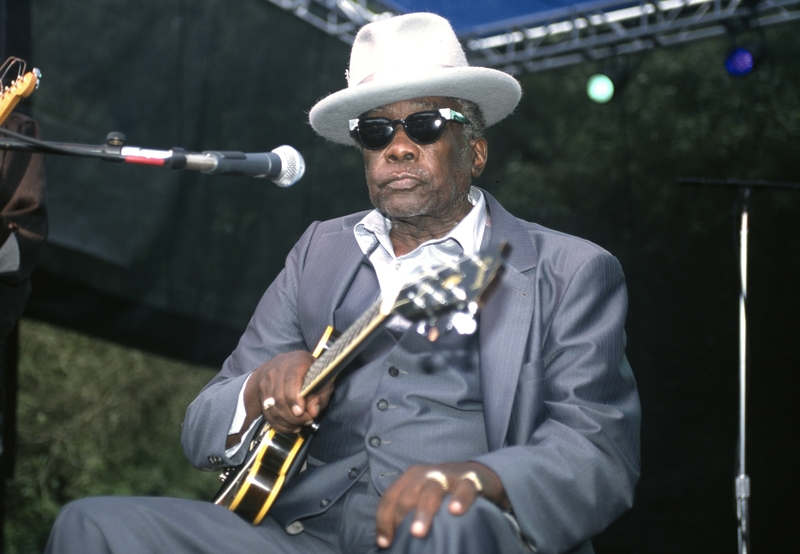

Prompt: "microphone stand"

[0,128,124,159]
[0,127,304,184]
[678,177,800,554]
[0,128,215,170]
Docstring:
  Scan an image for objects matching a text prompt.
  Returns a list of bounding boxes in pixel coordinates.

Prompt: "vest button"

[388,366,399,377]
[377,399,388,410]
[320,498,331,507]
[369,436,381,447]
[348,467,360,479]
[285,521,304,535]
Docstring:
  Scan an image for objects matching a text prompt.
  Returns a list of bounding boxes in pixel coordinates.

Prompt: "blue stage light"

[725,47,756,77]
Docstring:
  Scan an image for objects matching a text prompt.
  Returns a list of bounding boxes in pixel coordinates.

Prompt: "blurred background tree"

[6,320,218,553]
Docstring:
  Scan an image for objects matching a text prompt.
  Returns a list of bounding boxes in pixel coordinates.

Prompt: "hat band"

[356,65,457,86]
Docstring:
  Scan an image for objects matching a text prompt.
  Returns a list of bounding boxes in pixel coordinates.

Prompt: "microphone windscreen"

[272,145,305,187]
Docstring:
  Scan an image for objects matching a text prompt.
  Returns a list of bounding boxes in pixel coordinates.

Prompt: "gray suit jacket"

[182,190,640,554]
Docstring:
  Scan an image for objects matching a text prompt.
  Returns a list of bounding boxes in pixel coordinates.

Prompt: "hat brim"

[309,66,522,145]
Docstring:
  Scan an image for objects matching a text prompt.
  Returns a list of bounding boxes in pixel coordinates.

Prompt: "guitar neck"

[295,243,508,397]
[299,297,389,396]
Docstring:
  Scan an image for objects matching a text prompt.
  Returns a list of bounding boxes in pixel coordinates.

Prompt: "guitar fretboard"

[299,296,389,396]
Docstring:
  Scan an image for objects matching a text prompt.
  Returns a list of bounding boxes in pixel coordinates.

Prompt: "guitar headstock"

[0,57,41,125]
[389,242,509,339]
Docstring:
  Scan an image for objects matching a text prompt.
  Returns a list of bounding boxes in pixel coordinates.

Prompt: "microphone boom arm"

[0,128,305,186]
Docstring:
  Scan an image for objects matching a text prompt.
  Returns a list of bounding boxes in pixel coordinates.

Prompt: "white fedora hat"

[309,12,522,145]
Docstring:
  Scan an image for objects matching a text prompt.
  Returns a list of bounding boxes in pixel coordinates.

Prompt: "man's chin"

[374,196,429,220]
[378,204,428,220]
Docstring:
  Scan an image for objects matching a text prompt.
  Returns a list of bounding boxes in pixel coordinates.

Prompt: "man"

[1,111,48,547]
[47,12,639,554]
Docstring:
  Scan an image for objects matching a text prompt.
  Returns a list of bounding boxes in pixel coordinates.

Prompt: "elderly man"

[46,12,639,554]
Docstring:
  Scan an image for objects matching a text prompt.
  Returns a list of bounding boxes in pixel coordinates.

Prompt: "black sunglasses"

[348,108,470,150]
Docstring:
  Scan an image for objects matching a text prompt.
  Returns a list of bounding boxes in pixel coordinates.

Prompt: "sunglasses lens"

[405,112,444,144]
[353,111,449,149]
[357,118,395,149]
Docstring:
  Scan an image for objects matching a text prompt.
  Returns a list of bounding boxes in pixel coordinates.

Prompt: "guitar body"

[213,423,310,524]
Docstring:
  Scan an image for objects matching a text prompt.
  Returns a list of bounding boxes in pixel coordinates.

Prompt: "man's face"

[359,97,487,225]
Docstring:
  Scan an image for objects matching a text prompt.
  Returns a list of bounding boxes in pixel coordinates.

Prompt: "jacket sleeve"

[181,221,320,470]
[0,112,48,341]
[0,113,47,281]
[473,250,641,554]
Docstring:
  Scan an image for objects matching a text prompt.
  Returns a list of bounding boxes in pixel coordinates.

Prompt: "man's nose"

[384,124,418,162]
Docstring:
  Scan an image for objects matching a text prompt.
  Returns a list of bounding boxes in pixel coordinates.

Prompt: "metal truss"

[263,0,800,72]
[463,0,800,73]
[260,0,396,43]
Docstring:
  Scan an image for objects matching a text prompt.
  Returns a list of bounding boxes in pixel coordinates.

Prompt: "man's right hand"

[227,351,333,448]
[250,350,333,433]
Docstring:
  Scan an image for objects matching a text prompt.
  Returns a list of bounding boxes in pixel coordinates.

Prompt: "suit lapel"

[479,192,538,450]
[299,214,370,341]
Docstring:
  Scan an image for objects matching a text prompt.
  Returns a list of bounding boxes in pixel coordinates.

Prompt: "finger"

[305,396,322,419]
[261,388,296,432]
[376,473,421,548]
[258,371,282,417]
[262,369,305,432]
[284,358,313,418]
[305,382,334,419]
[448,476,480,515]
[375,483,401,548]
[409,478,448,538]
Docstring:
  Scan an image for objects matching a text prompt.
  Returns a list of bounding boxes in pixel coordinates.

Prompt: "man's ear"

[470,138,488,178]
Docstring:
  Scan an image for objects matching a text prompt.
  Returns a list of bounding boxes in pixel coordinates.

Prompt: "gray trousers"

[45,485,534,554]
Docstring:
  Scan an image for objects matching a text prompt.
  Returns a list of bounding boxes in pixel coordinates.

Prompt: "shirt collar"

[354,186,486,259]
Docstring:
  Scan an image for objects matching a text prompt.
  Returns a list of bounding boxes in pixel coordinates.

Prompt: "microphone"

[121,144,306,186]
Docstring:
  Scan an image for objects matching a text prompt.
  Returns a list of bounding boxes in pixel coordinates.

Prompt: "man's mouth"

[381,173,424,190]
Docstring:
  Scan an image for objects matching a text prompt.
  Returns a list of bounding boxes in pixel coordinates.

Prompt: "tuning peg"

[450,311,477,335]
[416,320,437,341]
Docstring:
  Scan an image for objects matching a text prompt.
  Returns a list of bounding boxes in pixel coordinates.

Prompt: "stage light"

[725,46,756,77]
[587,74,615,104]
[586,60,630,104]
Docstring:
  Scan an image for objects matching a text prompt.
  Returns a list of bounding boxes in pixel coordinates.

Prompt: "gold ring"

[262,397,276,411]
[461,471,483,493]
[424,470,449,492]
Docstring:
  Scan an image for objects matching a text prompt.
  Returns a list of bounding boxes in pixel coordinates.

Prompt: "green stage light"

[587,74,615,103]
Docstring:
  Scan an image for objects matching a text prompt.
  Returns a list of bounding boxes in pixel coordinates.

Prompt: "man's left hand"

[375,461,510,549]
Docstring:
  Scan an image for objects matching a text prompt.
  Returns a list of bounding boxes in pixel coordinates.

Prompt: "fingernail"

[450,500,463,513]
[292,405,303,416]
[411,520,424,535]
[377,535,389,548]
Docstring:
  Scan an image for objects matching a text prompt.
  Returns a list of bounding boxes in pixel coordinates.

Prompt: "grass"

[4,318,221,553]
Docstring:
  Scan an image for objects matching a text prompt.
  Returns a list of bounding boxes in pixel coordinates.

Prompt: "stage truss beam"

[260,0,395,43]
[263,0,800,72]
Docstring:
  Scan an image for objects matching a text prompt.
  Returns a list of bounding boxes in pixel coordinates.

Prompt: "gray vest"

[271,261,488,526]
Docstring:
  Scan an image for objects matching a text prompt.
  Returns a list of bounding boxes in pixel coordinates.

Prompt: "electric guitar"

[212,243,508,524]
[0,58,40,125]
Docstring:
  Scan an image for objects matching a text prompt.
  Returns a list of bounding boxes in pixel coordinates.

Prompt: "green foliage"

[4,319,219,554]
